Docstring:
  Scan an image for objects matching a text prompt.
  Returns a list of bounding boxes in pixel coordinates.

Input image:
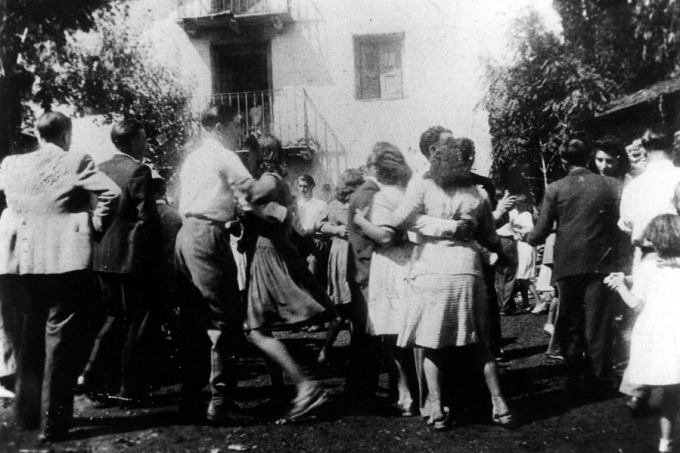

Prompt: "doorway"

[213,42,271,94]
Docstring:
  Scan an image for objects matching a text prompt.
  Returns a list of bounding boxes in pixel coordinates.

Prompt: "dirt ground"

[0,312,662,453]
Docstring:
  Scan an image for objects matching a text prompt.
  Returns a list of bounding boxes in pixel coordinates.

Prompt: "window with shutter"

[354,33,404,100]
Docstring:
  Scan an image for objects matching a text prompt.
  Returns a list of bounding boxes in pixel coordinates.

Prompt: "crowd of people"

[0,105,680,453]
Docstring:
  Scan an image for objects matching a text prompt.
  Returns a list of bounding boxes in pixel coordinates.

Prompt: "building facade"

[175,0,496,186]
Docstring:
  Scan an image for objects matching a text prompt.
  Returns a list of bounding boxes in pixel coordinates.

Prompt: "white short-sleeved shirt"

[178,137,252,223]
[619,159,680,244]
[296,196,328,233]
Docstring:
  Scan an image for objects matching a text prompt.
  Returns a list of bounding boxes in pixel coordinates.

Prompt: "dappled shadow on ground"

[1,317,641,451]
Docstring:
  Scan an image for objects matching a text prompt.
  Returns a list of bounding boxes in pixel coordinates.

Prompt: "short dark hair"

[298,174,315,187]
[560,138,589,167]
[372,142,412,187]
[336,168,364,203]
[35,111,72,144]
[641,126,673,152]
[419,125,452,158]
[111,119,145,150]
[201,104,240,130]
[645,214,680,258]
[152,178,167,199]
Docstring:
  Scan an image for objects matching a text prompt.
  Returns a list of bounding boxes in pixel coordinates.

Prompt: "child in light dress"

[508,195,541,312]
[605,213,680,453]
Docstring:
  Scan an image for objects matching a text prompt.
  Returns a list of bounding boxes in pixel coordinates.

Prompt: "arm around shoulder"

[75,154,121,232]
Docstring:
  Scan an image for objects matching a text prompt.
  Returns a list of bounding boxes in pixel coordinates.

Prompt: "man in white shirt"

[175,104,254,425]
[295,175,331,288]
[617,127,680,413]
[619,128,680,249]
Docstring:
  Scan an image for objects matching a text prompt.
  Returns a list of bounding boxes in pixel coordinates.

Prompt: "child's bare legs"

[527,282,541,308]
[516,280,530,309]
[318,313,343,365]
[659,385,680,451]
[547,295,559,326]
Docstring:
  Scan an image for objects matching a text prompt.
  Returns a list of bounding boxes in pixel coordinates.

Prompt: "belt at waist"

[184,214,230,228]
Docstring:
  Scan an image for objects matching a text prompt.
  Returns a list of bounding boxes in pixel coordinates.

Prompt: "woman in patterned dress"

[389,137,515,429]
[241,134,341,421]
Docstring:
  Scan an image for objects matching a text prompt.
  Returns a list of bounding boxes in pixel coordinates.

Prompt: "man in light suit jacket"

[527,138,620,400]
[83,119,161,407]
[0,111,120,442]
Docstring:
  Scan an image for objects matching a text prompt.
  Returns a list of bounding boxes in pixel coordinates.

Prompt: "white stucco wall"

[269,0,495,174]
[165,0,561,178]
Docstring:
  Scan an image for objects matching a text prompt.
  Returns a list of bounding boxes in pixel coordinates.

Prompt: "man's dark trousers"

[83,272,154,398]
[557,273,616,389]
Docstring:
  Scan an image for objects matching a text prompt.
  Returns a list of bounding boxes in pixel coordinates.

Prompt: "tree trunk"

[0,0,21,160]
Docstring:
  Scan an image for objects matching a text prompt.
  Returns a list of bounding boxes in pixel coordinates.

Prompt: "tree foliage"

[484,0,680,199]
[25,2,196,179]
[0,0,116,156]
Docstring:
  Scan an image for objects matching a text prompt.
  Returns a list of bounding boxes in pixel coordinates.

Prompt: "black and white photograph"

[1,0,679,451]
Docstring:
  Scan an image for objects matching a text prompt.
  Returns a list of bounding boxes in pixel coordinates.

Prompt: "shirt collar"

[644,159,674,171]
[568,167,592,176]
[41,143,66,153]
[112,150,139,163]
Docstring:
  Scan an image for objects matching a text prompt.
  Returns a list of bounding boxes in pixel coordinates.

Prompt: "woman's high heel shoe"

[491,396,518,429]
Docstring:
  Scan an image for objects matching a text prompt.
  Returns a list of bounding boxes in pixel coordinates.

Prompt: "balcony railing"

[178,0,319,21]
[212,88,348,182]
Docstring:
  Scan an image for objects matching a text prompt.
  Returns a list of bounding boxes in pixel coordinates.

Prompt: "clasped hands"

[352,207,475,241]
[603,272,626,291]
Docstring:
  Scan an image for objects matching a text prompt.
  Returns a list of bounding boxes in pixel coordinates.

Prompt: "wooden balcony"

[212,88,347,181]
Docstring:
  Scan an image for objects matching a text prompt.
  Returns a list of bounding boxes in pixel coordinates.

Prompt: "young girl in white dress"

[605,213,680,453]
[509,196,541,312]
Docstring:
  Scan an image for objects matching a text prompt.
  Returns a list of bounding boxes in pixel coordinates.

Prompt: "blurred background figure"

[319,168,364,361]
[294,174,331,290]
[509,195,542,313]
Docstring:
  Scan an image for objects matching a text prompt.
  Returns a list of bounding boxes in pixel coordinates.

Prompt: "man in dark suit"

[345,153,381,402]
[83,119,161,406]
[0,111,120,441]
[527,138,620,398]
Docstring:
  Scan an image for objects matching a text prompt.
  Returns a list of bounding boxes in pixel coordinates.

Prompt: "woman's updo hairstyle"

[372,142,412,187]
[427,137,475,189]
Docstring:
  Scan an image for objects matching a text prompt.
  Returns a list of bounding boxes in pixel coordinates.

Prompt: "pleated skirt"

[397,273,488,349]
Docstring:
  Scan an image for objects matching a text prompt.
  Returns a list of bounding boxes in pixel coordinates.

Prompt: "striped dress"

[393,178,495,349]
